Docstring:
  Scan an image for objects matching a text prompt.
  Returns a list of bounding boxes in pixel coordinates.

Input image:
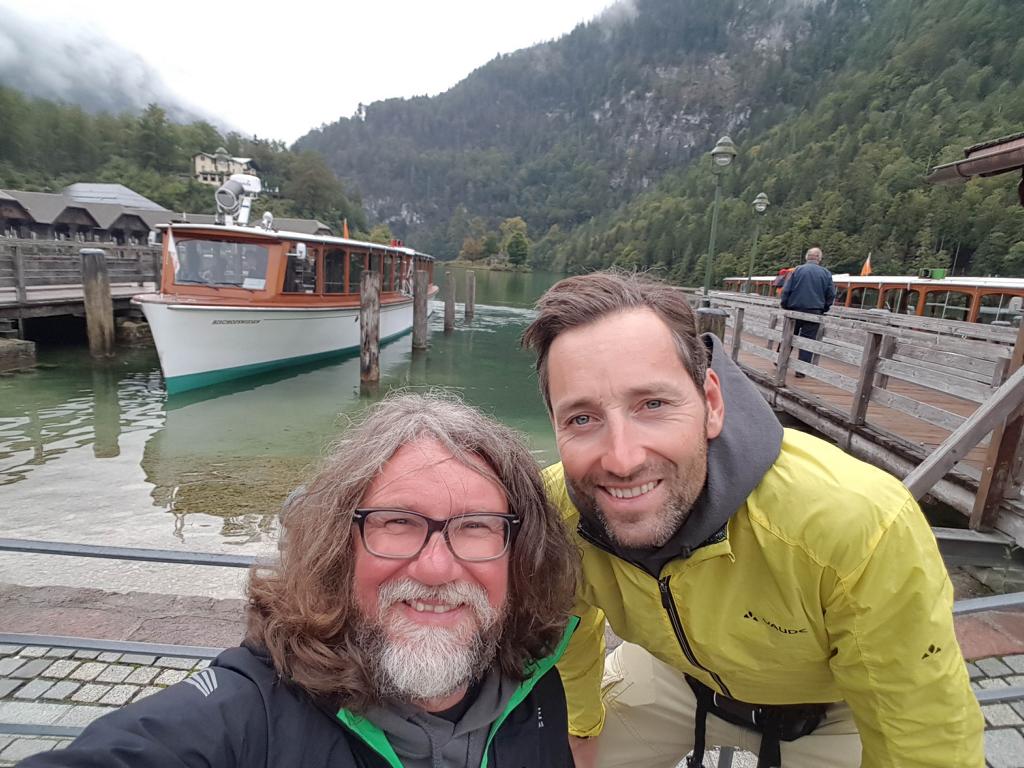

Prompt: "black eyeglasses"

[353,508,520,562]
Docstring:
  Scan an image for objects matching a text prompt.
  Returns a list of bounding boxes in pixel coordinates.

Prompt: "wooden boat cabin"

[161,224,434,306]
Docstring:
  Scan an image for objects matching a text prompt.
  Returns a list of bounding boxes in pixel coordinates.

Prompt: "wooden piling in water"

[444,271,455,333]
[80,248,115,359]
[465,271,476,320]
[12,245,27,305]
[413,269,429,350]
[360,270,381,384]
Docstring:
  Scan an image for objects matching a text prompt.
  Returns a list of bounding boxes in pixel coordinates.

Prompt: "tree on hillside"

[134,104,177,173]
[499,216,528,250]
[284,152,345,216]
[507,231,529,265]
[367,223,393,244]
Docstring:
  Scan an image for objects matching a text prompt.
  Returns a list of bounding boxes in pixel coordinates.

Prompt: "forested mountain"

[0,90,367,234]
[298,0,1024,281]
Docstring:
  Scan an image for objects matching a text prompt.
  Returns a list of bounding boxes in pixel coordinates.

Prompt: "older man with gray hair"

[20,393,580,768]
[780,246,836,374]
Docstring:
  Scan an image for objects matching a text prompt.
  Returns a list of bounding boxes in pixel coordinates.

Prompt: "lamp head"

[753,192,770,214]
[710,136,738,170]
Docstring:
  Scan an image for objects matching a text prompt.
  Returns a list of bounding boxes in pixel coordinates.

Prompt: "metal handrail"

[0,538,259,568]
[0,634,221,659]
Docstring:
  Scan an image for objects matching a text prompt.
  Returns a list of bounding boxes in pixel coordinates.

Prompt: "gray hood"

[363,665,515,768]
[575,332,783,575]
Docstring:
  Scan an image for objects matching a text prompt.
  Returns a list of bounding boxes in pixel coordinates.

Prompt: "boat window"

[904,290,920,315]
[173,238,269,290]
[849,287,879,309]
[978,293,1023,326]
[324,248,347,294]
[835,287,848,306]
[348,252,365,293]
[399,257,415,295]
[382,255,394,291]
[922,290,971,321]
[882,288,914,314]
[283,245,318,293]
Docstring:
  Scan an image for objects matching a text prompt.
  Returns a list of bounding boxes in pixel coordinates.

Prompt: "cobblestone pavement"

[1,641,1021,767]
[0,643,209,766]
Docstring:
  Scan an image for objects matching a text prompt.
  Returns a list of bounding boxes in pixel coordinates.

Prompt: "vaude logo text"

[744,610,808,635]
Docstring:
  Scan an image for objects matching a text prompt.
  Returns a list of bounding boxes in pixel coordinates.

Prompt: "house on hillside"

[192,147,254,186]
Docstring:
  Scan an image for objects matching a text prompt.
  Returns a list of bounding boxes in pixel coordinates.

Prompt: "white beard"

[368,579,503,703]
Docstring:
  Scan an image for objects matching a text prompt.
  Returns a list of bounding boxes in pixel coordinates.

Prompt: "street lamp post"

[744,192,770,295]
[703,136,737,305]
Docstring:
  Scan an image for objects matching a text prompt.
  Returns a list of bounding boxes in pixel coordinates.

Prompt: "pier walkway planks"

[705,292,1024,547]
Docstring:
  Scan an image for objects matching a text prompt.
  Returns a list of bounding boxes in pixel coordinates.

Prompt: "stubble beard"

[356,578,505,705]
[571,429,709,549]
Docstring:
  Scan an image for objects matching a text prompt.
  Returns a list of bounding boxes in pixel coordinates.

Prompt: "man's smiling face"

[351,439,510,706]
[546,308,723,548]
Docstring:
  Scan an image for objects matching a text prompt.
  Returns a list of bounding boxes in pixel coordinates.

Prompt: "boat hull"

[135,297,418,394]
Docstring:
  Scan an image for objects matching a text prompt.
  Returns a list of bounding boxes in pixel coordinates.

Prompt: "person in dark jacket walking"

[19,394,580,768]
[780,247,836,374]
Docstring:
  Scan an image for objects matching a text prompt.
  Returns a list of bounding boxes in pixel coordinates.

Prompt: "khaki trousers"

[595,642,862,768]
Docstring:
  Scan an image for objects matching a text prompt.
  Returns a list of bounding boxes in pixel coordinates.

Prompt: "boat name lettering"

[211,319,261,325]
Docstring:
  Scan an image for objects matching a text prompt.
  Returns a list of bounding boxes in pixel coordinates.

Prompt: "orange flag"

[860,253,872,276]
[342,218,350,239]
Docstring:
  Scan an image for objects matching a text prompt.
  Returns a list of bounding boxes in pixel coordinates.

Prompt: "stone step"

[0,338,34,372]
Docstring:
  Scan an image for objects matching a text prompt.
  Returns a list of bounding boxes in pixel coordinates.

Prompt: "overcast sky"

[2,0,617,142]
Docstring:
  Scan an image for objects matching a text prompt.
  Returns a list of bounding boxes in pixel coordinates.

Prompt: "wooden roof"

[926,132,1024,186]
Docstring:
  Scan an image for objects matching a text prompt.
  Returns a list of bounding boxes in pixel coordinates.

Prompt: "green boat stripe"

[336,616,579,768]
[164,328,411,394]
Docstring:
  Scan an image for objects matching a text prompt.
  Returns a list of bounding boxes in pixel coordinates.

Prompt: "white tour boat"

[133,175,437,394]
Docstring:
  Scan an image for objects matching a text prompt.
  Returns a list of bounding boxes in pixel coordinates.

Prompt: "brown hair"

[521,270,708,410]
[245,392,578,711]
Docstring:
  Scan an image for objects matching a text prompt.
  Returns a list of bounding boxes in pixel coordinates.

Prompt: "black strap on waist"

[684,676,829,768]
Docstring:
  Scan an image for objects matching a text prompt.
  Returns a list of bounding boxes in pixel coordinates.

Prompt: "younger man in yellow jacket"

[521,271,983,768]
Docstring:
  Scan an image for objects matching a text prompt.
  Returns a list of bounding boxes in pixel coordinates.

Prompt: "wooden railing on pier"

[701,291,1024,547]
[0,239,161,306]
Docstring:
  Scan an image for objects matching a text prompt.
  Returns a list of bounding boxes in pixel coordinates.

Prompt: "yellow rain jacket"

[545,336,983,768]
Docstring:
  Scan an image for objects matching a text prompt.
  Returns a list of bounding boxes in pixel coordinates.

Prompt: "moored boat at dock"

[133,175,437,394]
[724,272,1024,325]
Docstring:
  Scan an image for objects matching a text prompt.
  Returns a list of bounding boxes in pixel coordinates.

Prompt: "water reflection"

[0,354,161,486]
[91,366,121,459]
[142,342,414,544]
[0,270,564,545]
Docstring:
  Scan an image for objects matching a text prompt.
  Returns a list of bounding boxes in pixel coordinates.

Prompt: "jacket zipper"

[658,575,731,697]
[576,523,732,698]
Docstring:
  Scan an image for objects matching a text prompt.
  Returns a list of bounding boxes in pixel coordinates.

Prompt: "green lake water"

[0,268,563,549]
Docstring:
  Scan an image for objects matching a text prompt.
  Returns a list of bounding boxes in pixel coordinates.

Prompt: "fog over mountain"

[0,5,212,124]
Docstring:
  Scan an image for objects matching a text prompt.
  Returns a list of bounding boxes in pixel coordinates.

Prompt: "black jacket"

[17,646,574,768]
[780,262,835,313]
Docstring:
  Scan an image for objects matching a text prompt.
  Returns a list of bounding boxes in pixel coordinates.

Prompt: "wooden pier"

[0,240,160,327]
[702,291,1024,547]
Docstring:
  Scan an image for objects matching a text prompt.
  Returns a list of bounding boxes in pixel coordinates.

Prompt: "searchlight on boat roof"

[215,173,262,227]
